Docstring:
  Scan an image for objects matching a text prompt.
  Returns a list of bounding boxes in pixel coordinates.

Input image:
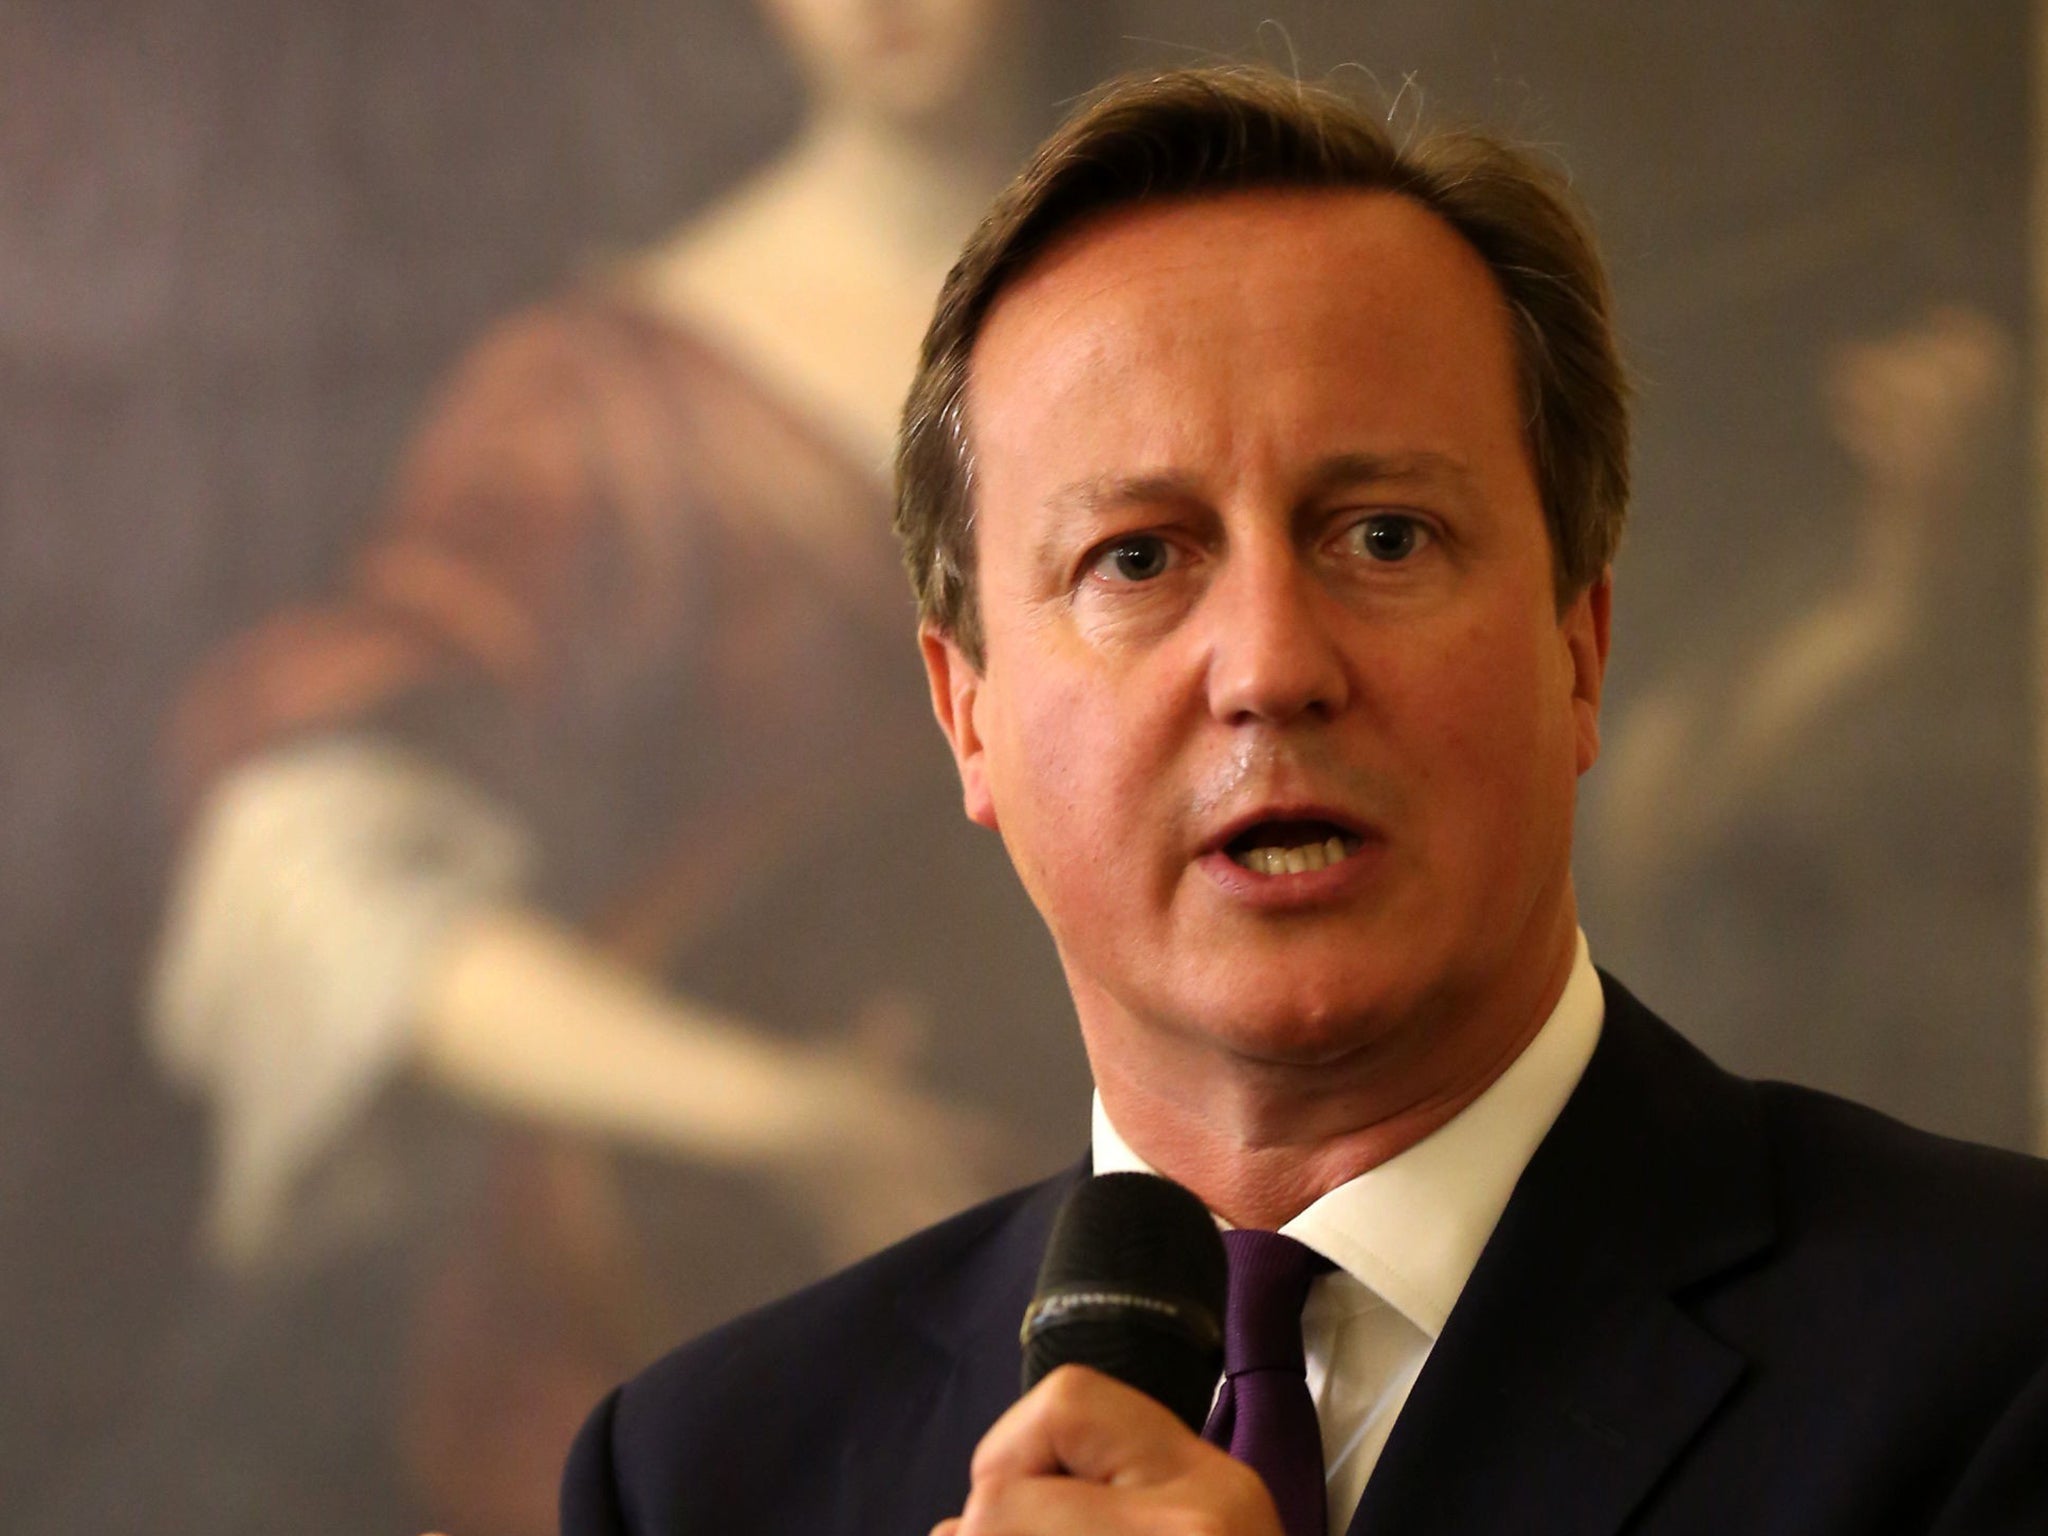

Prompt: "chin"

[1181,970,1419,1070]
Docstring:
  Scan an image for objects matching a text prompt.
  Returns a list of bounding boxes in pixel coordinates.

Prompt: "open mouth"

[1223,818,1367,876]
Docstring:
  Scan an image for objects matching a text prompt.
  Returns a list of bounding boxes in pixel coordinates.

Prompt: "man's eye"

[1347,514,1429,562]
[1090,535,1174,583]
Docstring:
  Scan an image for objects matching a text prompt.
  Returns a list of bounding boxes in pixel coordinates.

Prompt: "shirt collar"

[1091,930,1604,1339]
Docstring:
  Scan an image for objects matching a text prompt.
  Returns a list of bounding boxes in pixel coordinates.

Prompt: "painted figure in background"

[1599,306,2014,890]
[147,2,1076,1531]
[1588,302,2020,1120]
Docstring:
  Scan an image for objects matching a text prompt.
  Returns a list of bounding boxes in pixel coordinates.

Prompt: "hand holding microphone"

[932,1173,1286,1536]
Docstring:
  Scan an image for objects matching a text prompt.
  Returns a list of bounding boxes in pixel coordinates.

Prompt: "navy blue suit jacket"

[561,977,2048,1534]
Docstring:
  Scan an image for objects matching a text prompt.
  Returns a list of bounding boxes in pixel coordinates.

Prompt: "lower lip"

[1196,842,1385,909]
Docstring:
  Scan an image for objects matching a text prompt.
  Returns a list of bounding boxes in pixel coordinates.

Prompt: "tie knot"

[1220,1229,1330,1377]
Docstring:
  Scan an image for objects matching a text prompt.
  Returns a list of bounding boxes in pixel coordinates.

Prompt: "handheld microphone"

[1019,1171,1228,1432]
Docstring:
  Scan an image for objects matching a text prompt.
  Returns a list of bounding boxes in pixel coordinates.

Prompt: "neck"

[1091,905,1582,1230]
[774,107,1017,277]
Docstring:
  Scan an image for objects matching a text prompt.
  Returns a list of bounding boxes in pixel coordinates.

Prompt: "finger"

[969,1364,1210,1486]
[957,1457,1282,1536]
[956,1469,1125,1536]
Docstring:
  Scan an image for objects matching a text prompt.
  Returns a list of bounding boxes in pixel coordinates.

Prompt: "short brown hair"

[895,65,1629,666]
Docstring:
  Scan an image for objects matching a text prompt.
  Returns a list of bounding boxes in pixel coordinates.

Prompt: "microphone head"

[1020,1171,1227,1432]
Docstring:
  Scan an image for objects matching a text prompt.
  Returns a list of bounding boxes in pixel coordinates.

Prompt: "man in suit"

[561,66,2048,1536]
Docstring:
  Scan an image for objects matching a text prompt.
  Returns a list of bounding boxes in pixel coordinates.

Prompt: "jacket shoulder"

[1751,1074,2048,1288]
[1603,973,2048,1276]
[563,1168,1076,1535]
[1601,974,2048,1357]
[630,1172,1057,1409]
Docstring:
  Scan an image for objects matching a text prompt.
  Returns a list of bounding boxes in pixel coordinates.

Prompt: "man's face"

[923,191,1609,1081]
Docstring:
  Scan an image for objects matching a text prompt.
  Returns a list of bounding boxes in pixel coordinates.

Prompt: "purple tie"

[1203,1230,1333,1536]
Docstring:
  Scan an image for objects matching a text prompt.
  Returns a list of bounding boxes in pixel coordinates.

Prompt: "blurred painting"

[1,3,2035,1534]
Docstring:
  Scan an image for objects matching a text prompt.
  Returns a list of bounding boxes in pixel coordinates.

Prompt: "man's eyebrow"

[1045,471,1205,518]
[1044,453,1474,519]
[1300,450,1474,496]
[1031,473,1198,574]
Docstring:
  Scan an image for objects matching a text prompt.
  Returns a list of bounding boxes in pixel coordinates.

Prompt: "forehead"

[966,189,1526,498]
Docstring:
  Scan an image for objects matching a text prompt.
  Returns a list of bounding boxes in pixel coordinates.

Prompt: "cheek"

[1395,613,1581,833]
[982,669,1168,912]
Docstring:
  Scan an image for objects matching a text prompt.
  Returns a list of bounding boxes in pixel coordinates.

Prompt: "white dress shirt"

[1092,931,1605,1533]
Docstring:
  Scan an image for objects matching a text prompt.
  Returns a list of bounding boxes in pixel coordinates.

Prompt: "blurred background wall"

[1,3,2033,1533]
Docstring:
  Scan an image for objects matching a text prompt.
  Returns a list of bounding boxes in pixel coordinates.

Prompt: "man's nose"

[1201,554,1352,724]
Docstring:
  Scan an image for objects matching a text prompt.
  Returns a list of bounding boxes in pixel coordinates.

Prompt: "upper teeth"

[1232,835,1354,876]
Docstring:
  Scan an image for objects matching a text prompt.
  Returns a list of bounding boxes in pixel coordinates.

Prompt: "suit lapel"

[1347,979,1774,1536]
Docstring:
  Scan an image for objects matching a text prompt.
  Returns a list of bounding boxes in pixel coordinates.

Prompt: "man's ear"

[920,625,1000,830]
[1564,570,1612,776]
